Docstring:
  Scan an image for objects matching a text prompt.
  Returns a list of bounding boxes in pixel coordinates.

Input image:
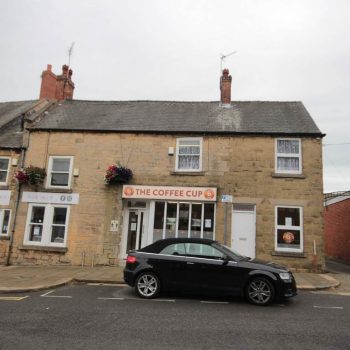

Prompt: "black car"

[124,238,297,306]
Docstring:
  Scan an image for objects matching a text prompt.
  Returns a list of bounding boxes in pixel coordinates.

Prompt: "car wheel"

[135,272,160,299]
[246,277,275,306]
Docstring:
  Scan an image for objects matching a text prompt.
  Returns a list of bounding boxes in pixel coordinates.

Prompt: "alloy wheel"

[246,277,275,305]
[136,273,160,298]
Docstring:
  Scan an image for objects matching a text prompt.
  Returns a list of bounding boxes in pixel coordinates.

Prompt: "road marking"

[152,299,175,302]
[40,290,72,298]
[200,301,229,304]
[311,291,350,296]
[313,306,344,310]
[0,296,28,301]
[98,297,125,300]
[88,283,127,287]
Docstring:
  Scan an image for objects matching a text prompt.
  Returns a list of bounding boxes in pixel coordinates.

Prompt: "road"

[0,284,349,350]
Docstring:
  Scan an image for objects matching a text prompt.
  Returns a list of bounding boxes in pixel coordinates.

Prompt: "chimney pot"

[47,64,52,71]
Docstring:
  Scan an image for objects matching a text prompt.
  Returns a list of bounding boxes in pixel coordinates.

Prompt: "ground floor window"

[24,203,70,247]
[275,206,303,252]
[153,201,215,242]
[0,209,11,236]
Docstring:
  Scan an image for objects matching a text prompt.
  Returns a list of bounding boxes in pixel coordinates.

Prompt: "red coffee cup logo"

[124,187,134,196]
[204,189,215,200]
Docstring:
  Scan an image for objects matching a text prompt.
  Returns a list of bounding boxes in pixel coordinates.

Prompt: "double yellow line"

[0,296,28,301]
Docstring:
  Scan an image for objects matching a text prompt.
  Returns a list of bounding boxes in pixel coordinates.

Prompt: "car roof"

[138,238,217,254]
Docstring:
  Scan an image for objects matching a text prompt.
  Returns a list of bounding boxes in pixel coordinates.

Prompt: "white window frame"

[0,209,11,236]
[0,157,11,185]
[23,203,70,247]
[175,137,203,172]
[275,138,302,174]
[46,156,74,189]
[275,205,303,253]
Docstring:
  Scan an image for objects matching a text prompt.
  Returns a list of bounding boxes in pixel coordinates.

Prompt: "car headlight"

[279,272,292,280]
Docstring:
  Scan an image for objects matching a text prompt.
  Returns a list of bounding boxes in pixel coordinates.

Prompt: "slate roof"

[0,100,37,148]
[31,100,323,136]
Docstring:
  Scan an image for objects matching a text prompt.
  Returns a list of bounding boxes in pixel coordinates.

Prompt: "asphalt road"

[0,284,349,350]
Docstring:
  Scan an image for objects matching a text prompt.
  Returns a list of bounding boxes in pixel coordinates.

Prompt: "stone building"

[2,65,325,270]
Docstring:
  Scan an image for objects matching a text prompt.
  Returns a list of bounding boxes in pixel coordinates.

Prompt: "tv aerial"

[220,51,237,73]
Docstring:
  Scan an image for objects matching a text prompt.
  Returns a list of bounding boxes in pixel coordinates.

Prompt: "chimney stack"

[39,64,75,101]
[220,68,232,106]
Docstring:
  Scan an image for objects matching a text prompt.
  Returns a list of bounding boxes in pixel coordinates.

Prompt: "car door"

[184,243,243,293]
[147,243,187,290]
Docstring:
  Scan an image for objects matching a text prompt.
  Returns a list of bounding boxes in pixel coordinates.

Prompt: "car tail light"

[126,255,137,264]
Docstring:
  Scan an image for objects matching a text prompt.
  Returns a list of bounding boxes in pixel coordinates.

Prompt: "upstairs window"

[275,139,302,174]
[47,156,73,188]
[0,157,10,185]
[176,138,202,172]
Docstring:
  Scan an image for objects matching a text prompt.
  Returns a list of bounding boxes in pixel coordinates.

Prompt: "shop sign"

[22,192,79,205]
[0,190,11,205]
[122,185,217,202]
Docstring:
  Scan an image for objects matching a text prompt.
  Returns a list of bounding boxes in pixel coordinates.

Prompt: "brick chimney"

[220,68,232,106]
[39,64,75,100]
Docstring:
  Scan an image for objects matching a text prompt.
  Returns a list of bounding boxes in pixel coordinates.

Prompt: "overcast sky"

[1,0,349,193]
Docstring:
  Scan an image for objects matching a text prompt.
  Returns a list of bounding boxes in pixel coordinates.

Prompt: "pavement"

[0,263,343,293]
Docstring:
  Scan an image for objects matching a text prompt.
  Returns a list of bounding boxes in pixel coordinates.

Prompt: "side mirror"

[222,254,230,265]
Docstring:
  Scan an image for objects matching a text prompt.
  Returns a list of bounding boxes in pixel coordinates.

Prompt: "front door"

[231,204,256,258]
[126,209,146,253]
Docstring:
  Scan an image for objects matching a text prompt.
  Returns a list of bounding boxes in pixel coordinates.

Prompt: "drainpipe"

[5,147,25,266]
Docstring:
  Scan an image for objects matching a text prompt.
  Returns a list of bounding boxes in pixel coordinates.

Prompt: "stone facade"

[0,149,22,264]
[8,131,325,270]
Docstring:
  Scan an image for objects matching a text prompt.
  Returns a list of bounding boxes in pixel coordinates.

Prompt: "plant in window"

[14,166,47,186]
[104,163,133,184]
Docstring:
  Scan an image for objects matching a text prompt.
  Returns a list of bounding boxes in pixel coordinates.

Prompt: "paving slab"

[0,265,341,293]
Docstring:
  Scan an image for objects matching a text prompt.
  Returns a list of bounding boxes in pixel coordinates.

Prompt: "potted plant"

[14,166,46,186]
[104,163,133,184]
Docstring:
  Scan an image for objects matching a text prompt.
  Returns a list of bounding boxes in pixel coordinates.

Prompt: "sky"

[0,0,349,193]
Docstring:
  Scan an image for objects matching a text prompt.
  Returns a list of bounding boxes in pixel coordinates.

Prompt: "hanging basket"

[14,166,46,186]
[104,164,133,185]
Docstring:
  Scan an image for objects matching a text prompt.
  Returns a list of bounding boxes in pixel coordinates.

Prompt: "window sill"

[170,171,205,176]
[43,188,73,193]
[0,185,10,190]
[19,245,67,253]
[271,251,306,258]
[272,173,305,179]
[0,236,10,241]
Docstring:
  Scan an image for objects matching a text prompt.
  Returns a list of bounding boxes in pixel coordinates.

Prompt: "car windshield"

[213,243,250,261]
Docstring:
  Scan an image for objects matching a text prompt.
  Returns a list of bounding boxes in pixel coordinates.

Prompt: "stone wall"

[9,131,324,270]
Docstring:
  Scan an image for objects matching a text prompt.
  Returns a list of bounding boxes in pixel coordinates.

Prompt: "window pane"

[179,140,200,146]
[53,207,67,225]
[52,159,70,172]
[165,203,177,238]
[0,158,9,170]
[277,229,301,249]
[0,171,7,182]
[29,224,43,242]
[185,243,224,259]
[179,146,200,155]
[190,204,202,238]
[277,207,300,226]
[277,157,299,171]
[277,140,299,154]
[153,202,165,242]
[51,173,69,186]
[203,203,214,240]
[178,203,189,238]
[31,207,45,223]
[51,226,65,243]
[2,210,10,234]
[160,243,186,255]
[178,155,200,170]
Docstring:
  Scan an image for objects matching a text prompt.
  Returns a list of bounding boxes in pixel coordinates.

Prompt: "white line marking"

[200,301,229,304]
[0,296,28,301]
[152,299,175,302]
[313,306,344,310]
[40,290,72,298]
[98,297,125,300]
